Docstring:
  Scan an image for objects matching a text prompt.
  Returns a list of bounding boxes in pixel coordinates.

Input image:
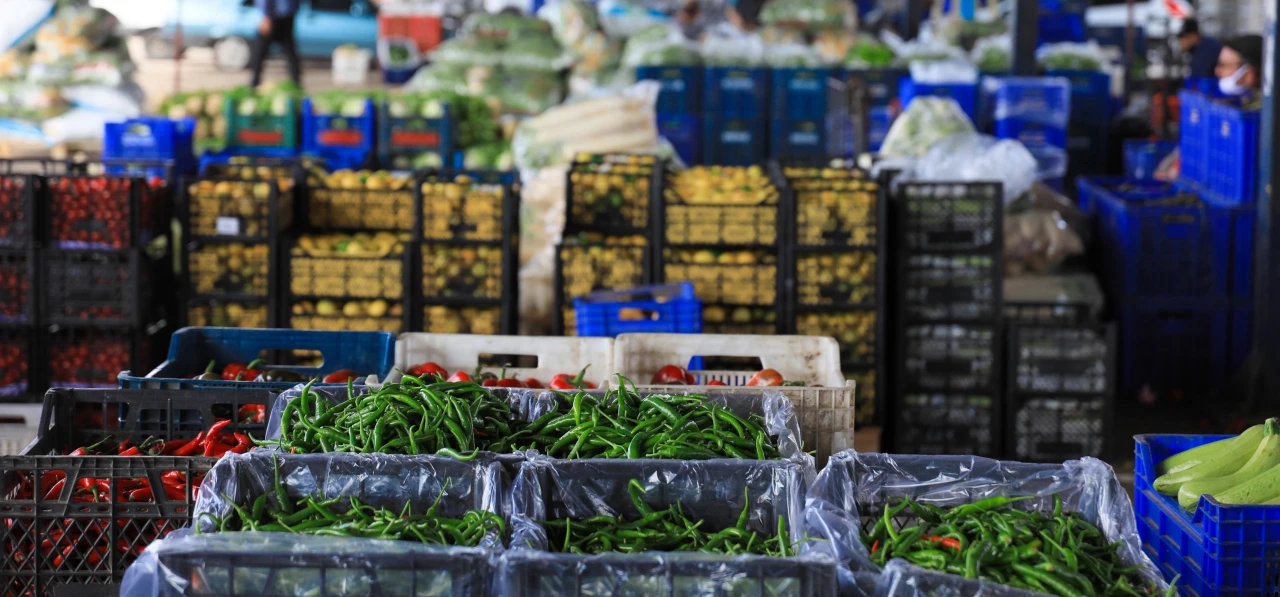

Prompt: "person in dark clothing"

[1177,19,1223,80]
[726,0,766,31]
[250,0,302,87]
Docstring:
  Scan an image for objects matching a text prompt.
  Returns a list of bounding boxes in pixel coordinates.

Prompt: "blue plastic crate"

[703,66,769,119]
[1205,102,1260,205]
[574,282,702,337]
[1096,184,1248,299]
[771,67,837,120]
[1135,434,1280,597]
[848,68,906,108]
[899,78,978,121]
[1124,140,1178,180]
[1225,202,1257,302]
[635,65,702,114]
[1039,13,1087,45]
[301,98,376,155]
[1230,304,1253,375]
[770,118,826,159]
[656,113,699,165]
[117,327,396,391]
[1118,299,1231,396]
[1046,69,1112,124]
[994,119,1068,151]
[701,116,766,166]
[104,117,196,170]
[1185,77,1225,98]
[1076,176,1174,216]
[1180,91,1211,188]
[985,76,1071,128]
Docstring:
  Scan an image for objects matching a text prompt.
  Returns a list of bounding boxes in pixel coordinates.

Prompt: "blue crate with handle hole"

[574,282,702,337]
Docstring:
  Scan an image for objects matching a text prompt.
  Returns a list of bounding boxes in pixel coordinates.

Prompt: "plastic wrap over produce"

[804,452,1170,597]
[190,451,506,550]
[913,133,1040,203]
[878,97,976,158]
[1037,41,1110,72]
[118,532,495,597]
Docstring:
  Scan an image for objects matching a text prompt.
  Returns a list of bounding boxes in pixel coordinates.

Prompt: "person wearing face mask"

[1217,34,1263,106]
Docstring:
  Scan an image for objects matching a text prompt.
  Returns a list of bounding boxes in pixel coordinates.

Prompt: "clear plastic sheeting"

[804,451,1170,597]
[501,456,838,595]
[190,452,506,550]
[912,134,1040,204]
[118,532,495,597]
[907,60,978,84]
[877,97,976,158]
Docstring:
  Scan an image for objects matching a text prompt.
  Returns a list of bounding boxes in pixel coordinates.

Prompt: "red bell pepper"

[235,359,263,381]
[746,369,784,387]
[238,403,266,424]
[549,366,596,390]
[322,369,358,383]
[407,362,448,380]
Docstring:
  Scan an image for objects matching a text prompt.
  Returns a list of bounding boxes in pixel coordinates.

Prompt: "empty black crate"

[42,249,159,328]
[0,249,36,325]
[895,182,1003,253]
[0,388,272,596]
[565,154,661,235]
[901,323,1001,392]
[892,392,1001,457]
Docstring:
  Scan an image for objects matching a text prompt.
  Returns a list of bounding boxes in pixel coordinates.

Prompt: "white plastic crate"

[614,333,855,465]
[382,333,616,389]
[0,403,41,456]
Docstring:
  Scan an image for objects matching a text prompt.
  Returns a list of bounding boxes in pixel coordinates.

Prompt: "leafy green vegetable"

[845,40,896,68]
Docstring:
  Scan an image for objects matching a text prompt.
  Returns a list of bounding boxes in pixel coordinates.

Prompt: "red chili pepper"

[871,540,880,554]
[119,446,141,456]
[652,365,694,385]
[523,378,544,389]
[447,371,472,382]
[204,419,233,446]
[237,403,266,424]
[69,435,115,456]
[43,478,65,501]
[322,369,358,383]
[746,369,784,387]
[549,366,596,390]
[707,380,728,386]
[172,431,206,457]
[407,362,448,380]
[923,535,963,550]
[228,432,254,454]
[126,487,153,502]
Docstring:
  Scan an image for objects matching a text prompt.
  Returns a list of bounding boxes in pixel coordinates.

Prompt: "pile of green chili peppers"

[861,495,1177,597]
[270,378,515,457]
[503,380,783,460]
[542,480,796,556]
[199,458,504,547]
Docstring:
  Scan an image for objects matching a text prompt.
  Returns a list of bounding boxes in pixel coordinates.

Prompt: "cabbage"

[421,100,444,119]
[340,98,367,117]
[237,98,258,117]
[269,95,292,117]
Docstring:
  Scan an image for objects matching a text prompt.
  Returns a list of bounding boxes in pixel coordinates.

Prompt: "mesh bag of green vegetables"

[1037,41,1109,72]
[118,531,495,597]
[805,452,1174,597]
[498,457,839,594]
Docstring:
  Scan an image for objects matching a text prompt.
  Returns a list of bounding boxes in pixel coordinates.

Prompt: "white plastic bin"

[0,403,41,456]
[614,333,855,465]
[332,46,372,86]
[383,333,616,389]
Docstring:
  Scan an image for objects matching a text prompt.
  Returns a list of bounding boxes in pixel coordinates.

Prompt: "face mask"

[1220,66,1249,96]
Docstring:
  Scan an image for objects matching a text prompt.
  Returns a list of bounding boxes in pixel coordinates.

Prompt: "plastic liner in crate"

[49,325,164,390]
[377,99,454,168]
[0,174,38,249]
[183,178,292,238]
[418,170,519,242]
[1134,434,1280,597]
[1180,90,1210,189]
[662,248,779,307]
[662,165,781,247]
[806,451,1170,596]
[1124,140,1178,180]
[553,236,652,336]
[47,174,166,250]
[702,116,768,166]
[224,96,299,150]
[501,457,836,596]
[301,97,375,155]
[902,253,1001,321]
[574,282,702,337]
[0,388,272,595]
[306,171,414,232]
[894,182,1003,253]
[635,65,702,114]
[116,327,394,391]
[564,154,660,235]
[42,249,158,328]
[1117,299,1231,397]
[1205,101,1261,206]
[704,67,769,118]
[0,248,35,324]
[0,327,36,398]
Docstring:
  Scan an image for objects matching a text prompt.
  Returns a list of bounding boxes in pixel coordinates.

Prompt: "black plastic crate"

[0,248,36,325]
[285,234,413,334]
[894,182,1003,253]
[1008,322,1114,395]
[420,303,514,335]
[564,154,662,235]
[0,388,271,596]
[902,253,1001,321]
[306,171,415,232]
[46,175,167,250]
[182,178,291,239]
[901,323,1001,392]
[794,309,878,369]
[43,324,168,390]
[419,244,518,335]
[785,172,884,250]
[418,170,519,243]
[0,326,38,399]
[847,365,881,429]
[200,156,305,218]
[553,235,653,335]
[891,391,1002,457]
[660,248,780,307]
[1008,394,1110,462]
[0,174,38,249]
[42,249,163,328]
[793,250,879,307]
[183,238,278,301]
[1005,300,1096,325]
[183,298,276,329]
[661,166,781,247]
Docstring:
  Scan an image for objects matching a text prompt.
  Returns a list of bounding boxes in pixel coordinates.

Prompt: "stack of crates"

[890,181,1005,457]
[301,97,376,170]
[1084,175,1255,398]
[779,163,886,427]
[657,164,783,335]
[1047,69,1112,183]
[770,67,840,160]
[1123,139,1177,180]
[636,65,702,166]
[555,154,660,335]
[702,67,770,165]
[377,96,455,170]
[989,77,1071,189]
[1004,302,1115,462]
[843,69,906,155]
[0,165,38,399]
[180,161,296,330]
[102,116,198,178]
[416,170,519,335]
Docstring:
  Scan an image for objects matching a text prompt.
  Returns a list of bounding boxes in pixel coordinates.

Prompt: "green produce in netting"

[861,495,1177,597]
[760,0,850,30]
[460,11,554,41]
[845,40,896,68]
[543,481,800,556]
[1179,419,1280,511]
